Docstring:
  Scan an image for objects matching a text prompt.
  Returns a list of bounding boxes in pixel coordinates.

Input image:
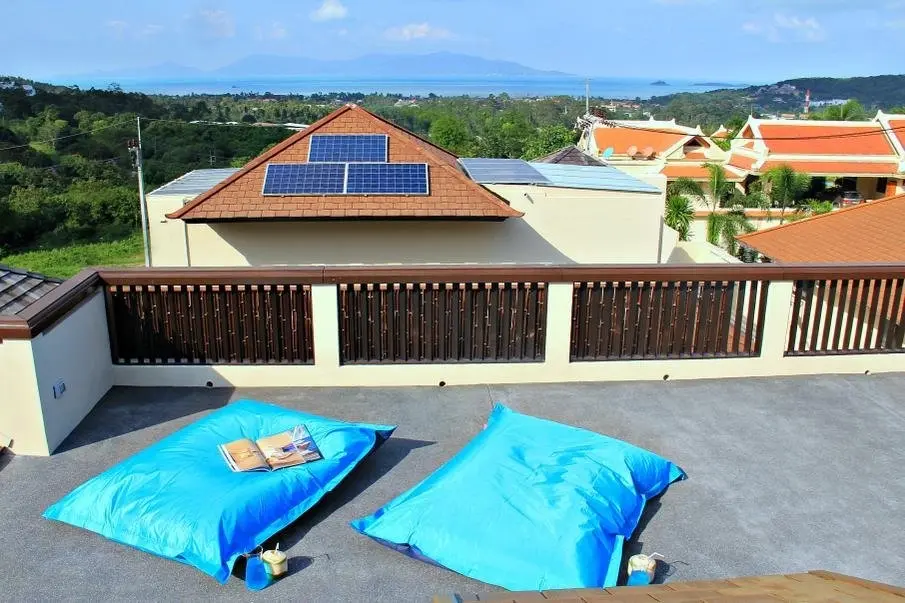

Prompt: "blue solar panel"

[346,163,429,195]
[262,163,346,195]
[308,134,388,163]
[458,158,552,185]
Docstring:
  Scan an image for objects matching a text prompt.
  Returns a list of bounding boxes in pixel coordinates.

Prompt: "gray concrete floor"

[2,374,904,602]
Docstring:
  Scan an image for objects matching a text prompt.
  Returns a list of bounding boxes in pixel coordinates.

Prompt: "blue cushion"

[351,404,684,591]
[44,400,395,583]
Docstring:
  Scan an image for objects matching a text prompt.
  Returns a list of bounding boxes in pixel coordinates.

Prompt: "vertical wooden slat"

[753,281,770,356]
[661,282,678,357]
[830,280,851,352]
[732,280,747,355]
[787,281,804,354]
[611,282,626,358]
[881,278,904,350]
[809,280,828,353]
[820,280,838,353]
[796,281,816,354]
[716,282,733,355]
[875,279,896,351]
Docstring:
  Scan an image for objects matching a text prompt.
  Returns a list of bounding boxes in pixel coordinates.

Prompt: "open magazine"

[219,425,323,472]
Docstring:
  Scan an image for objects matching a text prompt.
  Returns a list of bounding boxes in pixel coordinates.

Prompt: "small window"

[876,178,888,194]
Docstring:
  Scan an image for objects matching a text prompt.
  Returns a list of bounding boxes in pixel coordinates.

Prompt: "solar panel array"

[308,134,388,163]
[347,163,429,195]
[263,163,429,196]
[458,158,552,185]
[262,164,346,195]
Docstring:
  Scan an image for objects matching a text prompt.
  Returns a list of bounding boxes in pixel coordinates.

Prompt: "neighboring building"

[533,145,607,167]
[149,104,671,268]
[727,116,905,201]
[0,266,61,316]
[736,193,905,263]
[578,117,738,208]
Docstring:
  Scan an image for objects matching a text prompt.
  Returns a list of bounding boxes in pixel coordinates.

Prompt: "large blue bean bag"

[44,399,395,583]
[351,404,684,591]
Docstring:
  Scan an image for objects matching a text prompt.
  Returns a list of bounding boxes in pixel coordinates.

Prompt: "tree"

[667,177,705,205]
[810,99,866,121]
[763,164,811,223]
[664,195,694,241]
[705,163,734,210]
[521,125,576,160]
[429,116,472,155]
[706,209,755,255]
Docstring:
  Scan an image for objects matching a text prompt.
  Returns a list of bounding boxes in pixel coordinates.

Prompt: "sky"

[2,0,904,82]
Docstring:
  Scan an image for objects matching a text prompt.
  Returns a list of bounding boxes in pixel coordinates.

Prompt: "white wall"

[491,184,668,264]
[186,219,575,266]
[147,193,189,266]
[0,338,46,455]
[30,293,113,453]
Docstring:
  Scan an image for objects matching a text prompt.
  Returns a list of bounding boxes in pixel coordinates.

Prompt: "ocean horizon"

[59,75,750,99]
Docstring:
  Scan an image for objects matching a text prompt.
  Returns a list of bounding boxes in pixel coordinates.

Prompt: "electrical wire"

[594,117,905,142]
[0,119,134,151]
[142,117,297,128]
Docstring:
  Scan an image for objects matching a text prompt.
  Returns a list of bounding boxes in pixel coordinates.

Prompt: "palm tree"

[664,195,694,241]
[763,164,811,223]
[706,209,755,255]
[704,163,734,210]
[667,177,705,206]
[811,99,866,121]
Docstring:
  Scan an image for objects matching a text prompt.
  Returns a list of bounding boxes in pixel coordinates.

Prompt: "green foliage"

[666,177,705,203]
[762,164,812,222]
[809,99,866,121]
[705,162,734,209]
[664,195,694,241]
[786,200,834,222]
[0,233,144,279]
[706,209,755,255]
[521,125,577,160]
[429,115,473,155]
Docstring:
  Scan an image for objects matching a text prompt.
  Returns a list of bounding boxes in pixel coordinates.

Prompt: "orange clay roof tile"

[736,193,905,263]
[168,104,521,222]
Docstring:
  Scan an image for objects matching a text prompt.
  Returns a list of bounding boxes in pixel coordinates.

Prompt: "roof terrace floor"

[2,374,904,601]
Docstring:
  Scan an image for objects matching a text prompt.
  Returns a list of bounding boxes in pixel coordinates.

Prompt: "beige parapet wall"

[112,282,904,389]
[1,265,903,456]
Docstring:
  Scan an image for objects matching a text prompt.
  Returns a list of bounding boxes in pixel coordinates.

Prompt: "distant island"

[651,80,669,86]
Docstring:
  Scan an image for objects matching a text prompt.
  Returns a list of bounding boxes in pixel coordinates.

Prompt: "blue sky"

[3,0,904,81]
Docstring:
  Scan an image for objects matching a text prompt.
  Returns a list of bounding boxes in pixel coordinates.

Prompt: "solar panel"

[458,158,552,185]
[308,134,388,163]
[347,163,429,195]
[262,163,346,195]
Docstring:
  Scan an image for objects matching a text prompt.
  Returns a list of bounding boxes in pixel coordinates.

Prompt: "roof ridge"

[737,192,905,242]
[167,105,355,219]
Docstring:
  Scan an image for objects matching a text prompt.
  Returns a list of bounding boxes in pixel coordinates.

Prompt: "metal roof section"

[458,158,552,185]
[0,265,62,316]
[529,162,661,194]
[148,168,240,197]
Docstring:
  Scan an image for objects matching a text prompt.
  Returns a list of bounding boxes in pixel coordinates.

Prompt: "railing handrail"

[3,262,904,342]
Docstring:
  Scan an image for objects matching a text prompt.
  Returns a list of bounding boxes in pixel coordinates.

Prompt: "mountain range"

[76,52,573,80]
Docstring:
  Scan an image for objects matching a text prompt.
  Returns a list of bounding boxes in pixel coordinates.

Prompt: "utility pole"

[585,78,590,115]
[129,117,151,267]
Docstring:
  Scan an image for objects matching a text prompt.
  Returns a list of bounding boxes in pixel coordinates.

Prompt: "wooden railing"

[338,282,546,364]
[787,276,905,356]
[2,265,903,370]
[571,279,768,361]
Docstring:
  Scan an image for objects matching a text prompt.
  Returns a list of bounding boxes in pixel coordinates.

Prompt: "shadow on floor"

[258,436,435,555]
[55,386,235,453]
[622,493,666,585]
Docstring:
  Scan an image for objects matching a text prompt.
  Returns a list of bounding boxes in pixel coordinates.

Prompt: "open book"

[219,425,323,472]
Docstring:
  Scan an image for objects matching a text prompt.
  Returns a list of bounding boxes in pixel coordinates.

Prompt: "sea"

[65,75,749,99]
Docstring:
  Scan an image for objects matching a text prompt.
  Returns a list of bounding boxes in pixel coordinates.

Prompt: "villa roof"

[533,145,607,167]
[592,127,688,157]
[168,104,521,222]
[736,193,905,263]
[0,265,62,316]
[757,122,896,156]
[757,160,899,175]
[660,162,745,181]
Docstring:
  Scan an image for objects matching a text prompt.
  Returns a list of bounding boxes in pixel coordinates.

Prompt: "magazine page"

[256,425,323,470]
[219,439,270,472]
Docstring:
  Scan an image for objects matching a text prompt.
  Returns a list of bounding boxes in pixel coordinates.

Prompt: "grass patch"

[0,233,144,279]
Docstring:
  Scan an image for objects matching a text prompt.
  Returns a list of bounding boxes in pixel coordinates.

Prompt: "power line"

[596,118,905,142]
[0,119,133,151]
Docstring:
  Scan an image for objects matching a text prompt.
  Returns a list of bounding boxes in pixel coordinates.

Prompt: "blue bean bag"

[44,400,395,583]
[351,404,685,591]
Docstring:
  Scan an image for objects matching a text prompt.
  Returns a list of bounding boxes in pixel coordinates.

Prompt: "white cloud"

[193,9,235,38]
[138,24,164,38]
[105,20,128,39]
[742,12,825,43]
[384,22,452,42]
[311,0,348,22]
[256,21,288,40]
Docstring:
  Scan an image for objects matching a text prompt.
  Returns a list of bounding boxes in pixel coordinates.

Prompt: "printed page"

[220,439,269,472]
